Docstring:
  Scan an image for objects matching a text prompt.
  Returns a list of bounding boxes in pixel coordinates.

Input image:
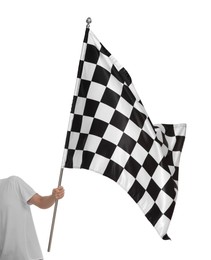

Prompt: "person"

[0,175,64,260]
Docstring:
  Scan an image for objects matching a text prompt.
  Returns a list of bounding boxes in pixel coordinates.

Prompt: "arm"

[28,186,65,209]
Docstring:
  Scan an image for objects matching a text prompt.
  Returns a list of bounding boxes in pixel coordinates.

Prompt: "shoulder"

[7,176,29,189]
[6,176,35,193]
[8,176,36,202]
[0,176,24,193]
[7,175,23,184]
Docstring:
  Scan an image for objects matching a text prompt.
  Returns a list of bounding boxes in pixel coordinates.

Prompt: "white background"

[0,0,210,259]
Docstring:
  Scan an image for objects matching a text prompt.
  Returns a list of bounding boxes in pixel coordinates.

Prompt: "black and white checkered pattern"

[62,28,186,240]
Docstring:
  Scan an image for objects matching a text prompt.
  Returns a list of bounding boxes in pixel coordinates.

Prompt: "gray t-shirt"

[0,176,43,260]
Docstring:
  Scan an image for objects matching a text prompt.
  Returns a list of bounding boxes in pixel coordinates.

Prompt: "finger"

[56,189,64,195]
[56,190,65,197]
[56,193,64,199]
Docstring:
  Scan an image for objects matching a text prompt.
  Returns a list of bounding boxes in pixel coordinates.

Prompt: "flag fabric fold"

[62,28,186,239]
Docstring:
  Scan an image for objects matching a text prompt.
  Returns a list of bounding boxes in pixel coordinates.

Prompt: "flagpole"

[47,167,64,252]
[47,17,92,252]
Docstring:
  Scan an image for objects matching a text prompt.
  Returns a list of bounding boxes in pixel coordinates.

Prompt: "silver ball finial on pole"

[86,17,92,28]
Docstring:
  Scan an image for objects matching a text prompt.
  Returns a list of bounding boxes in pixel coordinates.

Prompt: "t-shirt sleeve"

[14,176,36,204]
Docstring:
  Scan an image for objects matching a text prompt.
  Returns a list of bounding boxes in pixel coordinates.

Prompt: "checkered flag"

[62,28,186,239]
